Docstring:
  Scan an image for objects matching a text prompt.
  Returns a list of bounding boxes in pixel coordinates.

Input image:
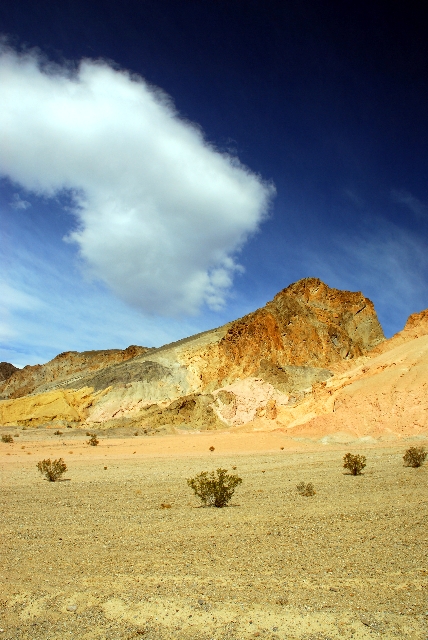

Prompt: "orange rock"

[197,278,384,389]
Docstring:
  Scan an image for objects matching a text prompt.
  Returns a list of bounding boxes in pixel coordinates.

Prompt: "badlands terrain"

[1,277,427,638]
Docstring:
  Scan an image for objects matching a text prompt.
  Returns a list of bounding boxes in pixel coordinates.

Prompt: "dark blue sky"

[1,1,427,365]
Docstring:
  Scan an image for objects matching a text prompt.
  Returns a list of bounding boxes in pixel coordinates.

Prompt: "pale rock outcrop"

[211,378,289,426]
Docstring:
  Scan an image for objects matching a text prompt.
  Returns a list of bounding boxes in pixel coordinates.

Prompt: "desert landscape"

[1,278,428,639]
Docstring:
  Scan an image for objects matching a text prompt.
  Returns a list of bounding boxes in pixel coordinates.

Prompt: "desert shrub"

[403,446,427,468]
[87,433,99,446]
[209,446,215,452]
[1,434,14,443]
[187,468,242,508]
[36,458,67,482]
[296,481,316,496]
[343,453,366,475]
[54,430,62,435]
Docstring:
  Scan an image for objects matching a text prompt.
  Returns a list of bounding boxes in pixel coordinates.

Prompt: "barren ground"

[1,428,428,640]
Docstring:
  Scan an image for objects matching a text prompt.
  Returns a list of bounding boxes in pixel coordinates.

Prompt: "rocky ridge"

[0,345,150,400]
[0,278,393,434]
[0,361,18,382]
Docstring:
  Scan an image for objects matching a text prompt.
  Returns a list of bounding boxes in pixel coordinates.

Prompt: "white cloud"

[0,45,274,315]
[10,193,31,209]
[0,233,219,367]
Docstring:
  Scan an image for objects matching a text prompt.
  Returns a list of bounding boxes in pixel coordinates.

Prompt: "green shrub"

[343,453,366,475]
[187,468,242,508]
[1,434,14,443]
[403,446,427,468]
[36,458,67,482]
[87,434,99,446]
[296,481,315,496]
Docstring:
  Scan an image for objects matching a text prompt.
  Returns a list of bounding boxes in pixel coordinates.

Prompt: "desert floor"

[1,428,428,640]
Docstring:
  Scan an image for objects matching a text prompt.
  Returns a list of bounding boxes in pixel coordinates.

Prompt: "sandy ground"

[1,428,428,640]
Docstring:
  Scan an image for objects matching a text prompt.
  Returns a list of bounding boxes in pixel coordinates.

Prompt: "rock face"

[276,317,428,441]
[0,345,149,400]
[0,278,386,431]
[0,362,18,382]
[192,277,384,390]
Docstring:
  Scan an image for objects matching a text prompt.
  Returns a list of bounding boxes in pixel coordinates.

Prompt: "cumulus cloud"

[0,45,274,315]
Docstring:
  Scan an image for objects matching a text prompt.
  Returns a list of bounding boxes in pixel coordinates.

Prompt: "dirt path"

[1,430,428,639]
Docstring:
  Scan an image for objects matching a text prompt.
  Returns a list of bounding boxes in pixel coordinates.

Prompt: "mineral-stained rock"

[0,345,150,400]
[70,360,172,392]
[193,277,384,389]
[0,362,18,382]
[0,278,386,429]
[129,393,225,432]
[256,359,333,394]
[211,378,289,426]
[0,388,96,427]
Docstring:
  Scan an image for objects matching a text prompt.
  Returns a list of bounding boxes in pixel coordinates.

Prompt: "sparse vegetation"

[343,452,366,475]
[403,446,427,468]
[87,434,99,446]
[36,458,67,482]
[1,434,14,443]
[296,481,316,496]
[54,430,63,435]
[187,468,242,508]
[134,431,139,436]
[209,446,215,452]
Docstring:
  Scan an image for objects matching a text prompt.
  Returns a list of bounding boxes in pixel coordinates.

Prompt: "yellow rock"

[0,387,95,427]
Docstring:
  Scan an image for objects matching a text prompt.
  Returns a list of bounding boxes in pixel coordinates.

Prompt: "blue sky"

[1,1,427,367]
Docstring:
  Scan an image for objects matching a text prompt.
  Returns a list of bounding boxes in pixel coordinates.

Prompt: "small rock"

[329,587,339,592]
[272,627,279,631]
[198,599,205,605]
[66,604,77,612]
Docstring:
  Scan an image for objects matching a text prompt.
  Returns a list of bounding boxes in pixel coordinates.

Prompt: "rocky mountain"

[0,278,392,433]
[275,307,428,441]
[0,362,18,382]
[0,345,149,400]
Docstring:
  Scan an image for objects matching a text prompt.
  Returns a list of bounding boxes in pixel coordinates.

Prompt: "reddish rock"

[199,278,384,388]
